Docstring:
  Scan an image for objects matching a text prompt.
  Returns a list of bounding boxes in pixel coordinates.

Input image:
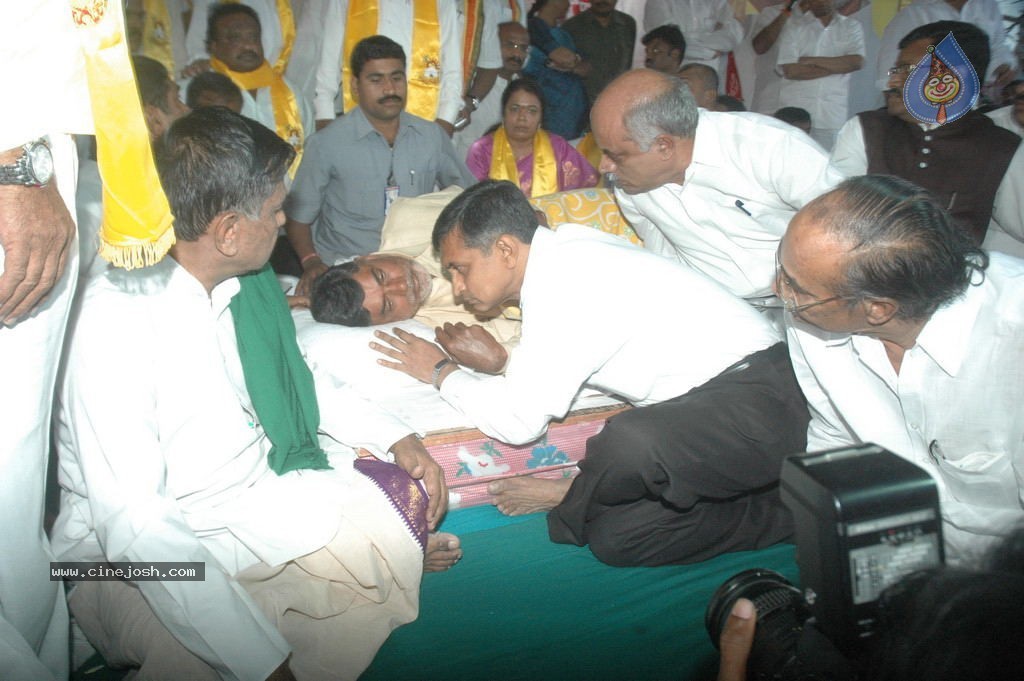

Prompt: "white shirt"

[643,0,743,78]
[830,115,1024,256]
[876,0,1016,87]
[786,252,1024,565]
[453,75,511,161]
[52,259,414,680]
[748,4,795,116]
[776,12,866,131]
[0,1,91,150]
[615,111,845,298]
[987,104,1024,138]
[314,0,463,123]
[439,225,780,445]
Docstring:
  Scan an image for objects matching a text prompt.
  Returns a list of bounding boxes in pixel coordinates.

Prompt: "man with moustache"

[454,21,532,160]
[830,20,1023,255]
[206,3,313,153]
[641,24,686,74]
[284,36,474,296]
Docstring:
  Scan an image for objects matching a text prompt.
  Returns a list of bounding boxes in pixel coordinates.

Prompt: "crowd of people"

[2,0,1023,679]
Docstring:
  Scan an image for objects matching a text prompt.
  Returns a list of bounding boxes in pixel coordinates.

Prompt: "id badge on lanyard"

[384,183,399,216]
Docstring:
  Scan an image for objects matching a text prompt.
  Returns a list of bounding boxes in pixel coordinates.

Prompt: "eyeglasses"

[887,63,918,78]
[772,251,853,313]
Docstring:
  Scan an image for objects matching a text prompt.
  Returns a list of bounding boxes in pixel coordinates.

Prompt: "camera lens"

[706,569,811,680]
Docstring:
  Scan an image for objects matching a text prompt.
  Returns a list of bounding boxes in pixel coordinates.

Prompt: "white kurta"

[52,258,418,680]
[643,0,743,79]
[615,111,845,298]
[776,12,866,139]
[439,225,779,445]
[313,0,464,123]
[787,252,1024,565]
[0,2,90,678]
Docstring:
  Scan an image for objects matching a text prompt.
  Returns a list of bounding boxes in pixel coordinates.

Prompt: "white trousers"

[0,133,78,680]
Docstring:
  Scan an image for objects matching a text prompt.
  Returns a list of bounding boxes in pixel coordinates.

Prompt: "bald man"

[590,69,844,299]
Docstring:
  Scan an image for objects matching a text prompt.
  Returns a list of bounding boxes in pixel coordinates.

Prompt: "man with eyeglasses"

[779,174,1024,566]
[830,20,1023,256]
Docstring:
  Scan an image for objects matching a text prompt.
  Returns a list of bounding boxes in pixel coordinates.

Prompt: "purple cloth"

[354,457,429,551]
[465,131,600,197]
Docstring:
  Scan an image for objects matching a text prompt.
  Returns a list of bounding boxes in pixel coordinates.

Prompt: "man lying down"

[372,180,812,568]
[52,109,459,681]
[298,187,522,376]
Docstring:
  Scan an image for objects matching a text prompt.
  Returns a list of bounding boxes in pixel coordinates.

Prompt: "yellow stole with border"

[489,126,559,198]
[211,57,304,176]
[223,0,295,73]
[343,0,441,120]
[72,0,174,269]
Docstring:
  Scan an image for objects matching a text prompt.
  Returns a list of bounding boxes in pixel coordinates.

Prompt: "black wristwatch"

[0,140,54,186]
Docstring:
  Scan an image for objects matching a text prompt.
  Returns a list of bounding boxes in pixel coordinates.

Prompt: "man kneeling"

[373,180,810,567]
[52,108,458,681]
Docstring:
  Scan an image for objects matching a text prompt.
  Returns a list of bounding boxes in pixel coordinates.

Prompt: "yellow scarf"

[211,57,304,176]
[489,126,559,198]
[343,1,441,120]
[223,0,295,73]
[72,0,174,269]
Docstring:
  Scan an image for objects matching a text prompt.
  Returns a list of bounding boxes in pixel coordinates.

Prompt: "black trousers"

[547,342,810,567]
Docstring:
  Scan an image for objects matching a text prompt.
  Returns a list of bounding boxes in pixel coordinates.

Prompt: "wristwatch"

[0,140,54,186]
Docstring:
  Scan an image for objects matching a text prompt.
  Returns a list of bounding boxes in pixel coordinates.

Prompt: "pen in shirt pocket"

[735,199,752,216]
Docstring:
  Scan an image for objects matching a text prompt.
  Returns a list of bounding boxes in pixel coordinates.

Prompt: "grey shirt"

[286,107,474,261]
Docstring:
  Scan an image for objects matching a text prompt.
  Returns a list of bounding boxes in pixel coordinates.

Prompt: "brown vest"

[859,109,1020,244]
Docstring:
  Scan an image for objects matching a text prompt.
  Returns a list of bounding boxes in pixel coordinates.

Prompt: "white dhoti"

[70,462,423,681]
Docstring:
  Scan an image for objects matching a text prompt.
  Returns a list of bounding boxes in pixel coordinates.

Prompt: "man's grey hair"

[623,72,699,151]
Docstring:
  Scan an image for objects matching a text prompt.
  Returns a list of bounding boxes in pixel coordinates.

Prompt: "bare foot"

[488,477,572,516]
[424,532,462,573]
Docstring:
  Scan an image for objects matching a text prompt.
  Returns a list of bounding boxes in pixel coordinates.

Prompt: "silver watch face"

[27,142,54,185]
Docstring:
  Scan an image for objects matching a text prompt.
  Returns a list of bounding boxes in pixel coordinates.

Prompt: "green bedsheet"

[362,506,798,681]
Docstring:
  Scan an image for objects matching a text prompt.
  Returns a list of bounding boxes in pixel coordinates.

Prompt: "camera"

[706,444,944,680]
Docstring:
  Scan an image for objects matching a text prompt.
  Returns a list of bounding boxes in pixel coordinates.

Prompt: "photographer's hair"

[133,55,174,113]
[432,180,539,254]
[186,71,243,110]
[206,2,261,47]
[641,24,686,58]
[157,107,294,242]
[802,175,988,321]
[309,261,371,326]
[869,526,1024,681]
[350,35,406,77]
[899,20,990,82]
[621,71,698,151]
[501,76,545,115]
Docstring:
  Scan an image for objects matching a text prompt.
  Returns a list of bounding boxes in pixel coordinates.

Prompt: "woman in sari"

[465,77,599,198]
